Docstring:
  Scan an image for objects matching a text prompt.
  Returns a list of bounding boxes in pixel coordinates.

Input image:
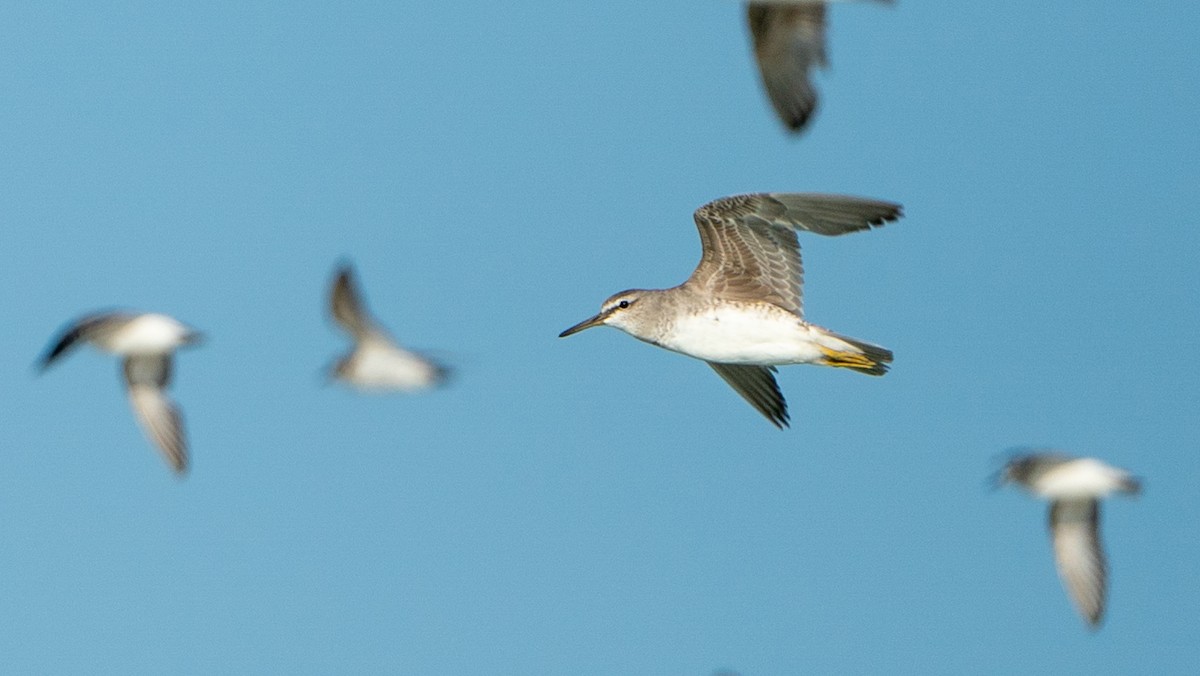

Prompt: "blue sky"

[2,1,1198,673]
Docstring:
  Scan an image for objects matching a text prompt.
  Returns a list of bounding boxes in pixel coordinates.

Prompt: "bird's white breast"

[105,314,191,354]
[346,339,440,391]
[1033,458,1130,499]
[653,305,823,365]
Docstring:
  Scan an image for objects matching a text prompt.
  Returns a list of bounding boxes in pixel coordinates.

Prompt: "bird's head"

[558,289,649,338]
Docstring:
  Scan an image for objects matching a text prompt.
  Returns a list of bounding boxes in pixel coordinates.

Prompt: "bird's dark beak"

[184,330,206,346]
[559,313,606,338]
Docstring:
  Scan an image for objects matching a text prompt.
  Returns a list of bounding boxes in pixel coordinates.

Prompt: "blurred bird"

[37,311,203,475]
[746,0,894,134]
[559,192,900,428]
[327,262,449,392]
[998,451,1142,629]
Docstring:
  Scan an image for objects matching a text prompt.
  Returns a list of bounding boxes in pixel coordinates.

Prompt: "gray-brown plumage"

[560,192,901,428]
[748,2,827,132]
[688,193,900,315]
[331,266,375,339]
[746,1,893,134]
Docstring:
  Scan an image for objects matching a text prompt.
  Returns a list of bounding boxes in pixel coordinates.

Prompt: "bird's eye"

[618,300,630,309]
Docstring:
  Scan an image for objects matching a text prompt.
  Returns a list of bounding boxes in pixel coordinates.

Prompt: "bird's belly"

[348,345,439,390]
[656,309,822,365]
[1036,460,1125,498]
[105,316,183,354]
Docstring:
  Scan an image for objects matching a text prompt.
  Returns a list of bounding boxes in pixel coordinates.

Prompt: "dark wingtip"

[767,403,790,429]
[987,449,1030,491]
[784,116,810,134]
[779,101,818,135]
[35,334,75,373]
[328,258,359,299]
[878,205,904,225]
[777,92,818,135]
[36,312,121,373]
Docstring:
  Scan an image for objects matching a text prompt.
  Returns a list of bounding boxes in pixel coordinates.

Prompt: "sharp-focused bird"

[560,192,901,427]
[38,311,203,475]
[327,262,448,392]
[998,451,1142,629]
[746,0,893,134]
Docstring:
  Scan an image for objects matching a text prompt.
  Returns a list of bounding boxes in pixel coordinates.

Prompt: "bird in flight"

[745,0,894,134]
[38,311,203,475]
[560,192,901,427]
[997,450,1142,629]
[327,262,449,392]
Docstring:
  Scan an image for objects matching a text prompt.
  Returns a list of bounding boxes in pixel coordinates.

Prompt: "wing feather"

[1049,499,1107,628]
[124,356,188,475]
[748,3,827,133]
[330,264,376,339]
[688,193,901,315]
[707,363,789,428]
[37,313,131,370]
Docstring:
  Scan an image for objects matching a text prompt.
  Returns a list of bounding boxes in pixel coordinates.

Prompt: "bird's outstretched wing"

[1049,499,1107,628]
[124,355,188,475]
[707,362,790,428]
[330,264,377,340]
[747,2,828,133]
[37,313,130,370]
[688,193,901,315]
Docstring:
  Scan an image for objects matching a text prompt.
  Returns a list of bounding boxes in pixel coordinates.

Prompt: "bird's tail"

[815,330,893,376]
[1120,475,1143,496]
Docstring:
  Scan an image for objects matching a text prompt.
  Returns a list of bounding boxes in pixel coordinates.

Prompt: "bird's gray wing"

[707,362,789,428]
[747,2,827,133]
[37,312,131,370]
[1049,499,1107,628]
[330,263,377,340]
[688,193,902,315]
[1001,451,1074,486]
[123,355,188,475]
